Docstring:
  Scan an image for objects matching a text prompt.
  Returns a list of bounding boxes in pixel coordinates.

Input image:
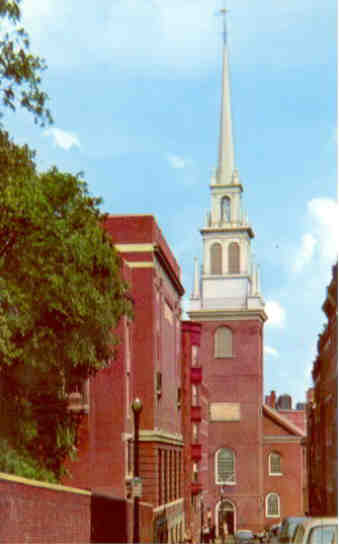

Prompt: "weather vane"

[217,3,229,45]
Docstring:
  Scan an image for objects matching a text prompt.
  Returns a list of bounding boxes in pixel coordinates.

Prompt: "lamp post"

[132,397,143,544]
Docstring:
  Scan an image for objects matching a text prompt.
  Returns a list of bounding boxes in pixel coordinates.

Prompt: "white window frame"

[269,452,282,476]
[215,448,236,485]
[265,493,280,518]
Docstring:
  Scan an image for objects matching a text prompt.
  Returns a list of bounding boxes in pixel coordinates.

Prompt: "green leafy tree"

[0,0,52,125]
[0,131,132,480]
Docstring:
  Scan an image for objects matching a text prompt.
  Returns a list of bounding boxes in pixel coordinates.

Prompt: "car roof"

[303,517,338,527]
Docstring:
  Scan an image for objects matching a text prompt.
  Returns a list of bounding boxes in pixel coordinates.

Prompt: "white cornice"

[200,226,255,239]
[115,243,155,252]
[188,309,267,322]
[139,429,184,446]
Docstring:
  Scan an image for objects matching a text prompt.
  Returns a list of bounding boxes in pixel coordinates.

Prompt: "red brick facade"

[197,316,265,534]
[0,473,91,544]
[263,405,305,527]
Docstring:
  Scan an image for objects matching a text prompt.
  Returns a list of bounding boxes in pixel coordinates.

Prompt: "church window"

[214,327,232,358]
[215,448,235,484]
[266,493,280,517]
[269,452,282,475]
[221,196,231,222]
[210,242,222,274]
[228,242,240,273]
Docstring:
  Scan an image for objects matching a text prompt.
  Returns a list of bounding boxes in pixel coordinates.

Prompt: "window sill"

[216,481,236,486]
[266,514,280,519]
[269,472,283,476]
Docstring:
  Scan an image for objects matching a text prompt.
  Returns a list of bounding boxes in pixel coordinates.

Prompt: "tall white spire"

[216,8,235,186]
[189,6,265,318]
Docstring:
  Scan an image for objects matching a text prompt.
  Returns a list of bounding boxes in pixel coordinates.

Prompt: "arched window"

[210,242,222,275]
[269,452,282,475]
[266,493,280,518]
[221,197,231,222]
[214,327,232,357]
[228,242,240,274]
[215,448,235,484]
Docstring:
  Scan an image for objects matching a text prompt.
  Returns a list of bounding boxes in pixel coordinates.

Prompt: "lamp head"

[132,397,143,414]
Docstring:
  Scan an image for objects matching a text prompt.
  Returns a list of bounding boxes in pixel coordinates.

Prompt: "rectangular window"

[177,387,182,409]
[164,451,168,504]
[127,439,133,476]
[174,450,177,500]
[169,451,173,501]
[192,384,199,406]
[158,449,162,506]
[178,453,182,497]
[192,345,199,367]
[156,371,162,397]
[192,462,199,482]
[192,423,199,443]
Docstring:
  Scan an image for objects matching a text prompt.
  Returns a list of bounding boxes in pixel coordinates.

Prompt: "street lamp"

[132,397,143,544]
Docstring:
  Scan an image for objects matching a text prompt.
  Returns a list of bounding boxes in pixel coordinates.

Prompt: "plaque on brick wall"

[209,403,240,422]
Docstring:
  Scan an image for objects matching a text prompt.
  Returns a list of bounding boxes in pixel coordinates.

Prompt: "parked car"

[291,517,338,544]
[279,516,308,543]
[235,529,256,543]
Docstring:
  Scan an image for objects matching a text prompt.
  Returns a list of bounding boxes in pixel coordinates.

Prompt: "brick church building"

[188,14,306,535]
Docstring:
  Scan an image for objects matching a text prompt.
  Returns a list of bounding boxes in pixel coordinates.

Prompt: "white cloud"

[291,197,338,275]
[293,233,317,273]
[307,197,338,262]
[181,298,190,320]
[43,128,80,150]
[167,154,187,169]
[265,300,286,328]
[264,345,279,358]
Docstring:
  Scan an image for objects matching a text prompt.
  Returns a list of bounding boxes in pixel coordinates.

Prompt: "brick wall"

[0,473,91,543]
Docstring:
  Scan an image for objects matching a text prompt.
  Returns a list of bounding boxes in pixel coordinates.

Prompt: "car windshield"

[308,525,337,544]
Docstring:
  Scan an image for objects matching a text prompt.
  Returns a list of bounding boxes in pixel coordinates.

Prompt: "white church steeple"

[217,8,235,187]
[189,8,265,316]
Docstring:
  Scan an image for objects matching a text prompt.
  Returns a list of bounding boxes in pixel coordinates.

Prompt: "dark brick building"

[308,262,338,516]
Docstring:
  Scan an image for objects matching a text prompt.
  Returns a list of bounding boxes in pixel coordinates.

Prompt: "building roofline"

[263,404,305,437]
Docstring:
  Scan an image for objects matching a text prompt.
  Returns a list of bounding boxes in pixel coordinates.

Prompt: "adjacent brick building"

[263,397,306,527]
[64,214,186,543]
[308,262,338,516]
[181,320,210,543]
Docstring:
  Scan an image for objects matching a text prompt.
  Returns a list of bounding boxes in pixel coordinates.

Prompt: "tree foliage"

[0,131,132,480]
[0,0,52,125]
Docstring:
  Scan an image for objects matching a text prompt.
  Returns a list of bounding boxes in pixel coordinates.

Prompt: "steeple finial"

[216,4,235,186]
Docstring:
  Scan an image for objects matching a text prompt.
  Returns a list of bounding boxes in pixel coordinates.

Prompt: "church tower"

[188,9,267,534]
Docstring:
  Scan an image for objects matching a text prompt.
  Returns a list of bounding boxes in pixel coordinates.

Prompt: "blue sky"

[4,0,337,405]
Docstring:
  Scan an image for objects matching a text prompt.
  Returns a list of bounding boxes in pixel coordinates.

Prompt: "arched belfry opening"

[221,196,231,222]
[210,242,222,274]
